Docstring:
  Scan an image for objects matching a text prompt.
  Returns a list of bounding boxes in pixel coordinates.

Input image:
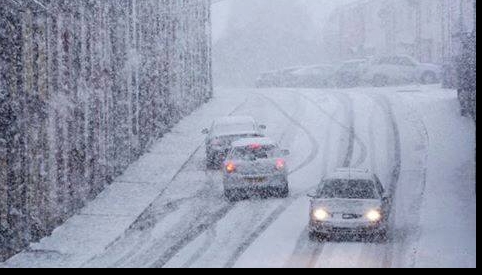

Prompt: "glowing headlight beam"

[366,209,382,222]
[313,209,329,221]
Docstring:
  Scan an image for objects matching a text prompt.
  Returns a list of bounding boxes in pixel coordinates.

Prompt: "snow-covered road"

[3,86,476,268]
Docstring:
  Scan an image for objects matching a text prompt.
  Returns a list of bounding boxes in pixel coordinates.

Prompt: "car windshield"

[293,66,332,76]
[317,179,378,199]
[340,62,363,71]
[214,123,255,134]
[231,145,278,161]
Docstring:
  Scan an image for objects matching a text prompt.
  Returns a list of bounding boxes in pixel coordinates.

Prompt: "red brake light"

[211,139,221,146]
[276,159,285,170]
[249,143,262,150]
[226,162,236,173]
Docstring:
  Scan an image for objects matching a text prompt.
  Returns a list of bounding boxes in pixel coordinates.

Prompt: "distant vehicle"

[255,67,303,88]
[334,59,368,88]
[363,55,441,87]
[287,64,338,88]
[222,137,290,202]
[202,116,266,169]
[307,168,391,242]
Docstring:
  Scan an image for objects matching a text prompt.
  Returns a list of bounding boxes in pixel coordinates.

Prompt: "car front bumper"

[309,220,386,235]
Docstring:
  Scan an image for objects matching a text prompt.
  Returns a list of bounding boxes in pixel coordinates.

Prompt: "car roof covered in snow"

[325,168,375,181]
[213,116,256,126]
[232,137,277,148]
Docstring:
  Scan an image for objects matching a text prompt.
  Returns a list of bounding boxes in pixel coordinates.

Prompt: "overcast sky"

[211,0,356,42]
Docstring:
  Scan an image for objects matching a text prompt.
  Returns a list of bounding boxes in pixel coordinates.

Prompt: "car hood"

[311,198,382,215]
[214,131,261,141]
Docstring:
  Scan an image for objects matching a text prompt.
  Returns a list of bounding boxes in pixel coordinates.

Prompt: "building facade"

[323,0,476,64]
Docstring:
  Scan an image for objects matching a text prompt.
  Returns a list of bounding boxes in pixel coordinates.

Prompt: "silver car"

[308,168,391,242]
[222,137,290,202]
[202,116,266,169]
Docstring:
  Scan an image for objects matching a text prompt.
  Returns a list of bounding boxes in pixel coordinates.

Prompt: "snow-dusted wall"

[0,0,212,260]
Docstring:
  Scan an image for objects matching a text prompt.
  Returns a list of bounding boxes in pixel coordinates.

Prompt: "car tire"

[421,71,438,84]
[309,231,327,242]
[369,229,388,243]
[372,75,388,87]
[277,184,290,198]
[225,189,243,202]
[309,231,319,242]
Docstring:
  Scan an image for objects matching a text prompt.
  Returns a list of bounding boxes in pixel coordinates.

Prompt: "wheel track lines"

[290,90,368,169]
[181,227,217,268]
[365,93,402,268]
[151,203,235,268]
[285,105,341,268]
[334,92,368,168]
[83,148,209,268]
[222,94,321,268]
[357,95,387,268]
[259,95,320,176]
[169,171,220,268]
[166,94,304,267]
[285,90,366,268]
[84,96,249,267]
[153,93,305,268]
[234,90,360,268]
[387,92,429,268]
[225,91,355,268]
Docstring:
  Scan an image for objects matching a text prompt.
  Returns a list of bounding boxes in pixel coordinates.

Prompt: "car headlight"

[366,209,382,222]
[313,208,329,221]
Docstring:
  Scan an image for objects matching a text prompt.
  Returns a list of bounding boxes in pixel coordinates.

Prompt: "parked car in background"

[362,55,442,87]
[202,116,266,169]
[284,64,338,89]
[255,67,303,88]
[334,59,368,88]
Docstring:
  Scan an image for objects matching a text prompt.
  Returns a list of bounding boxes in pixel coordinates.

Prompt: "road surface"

[3,86,476,268]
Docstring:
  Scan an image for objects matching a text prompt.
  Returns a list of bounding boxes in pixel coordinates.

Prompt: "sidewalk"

[2,92,246,268]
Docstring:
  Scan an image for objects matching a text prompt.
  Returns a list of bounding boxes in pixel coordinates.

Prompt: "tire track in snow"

[283,92,344,268]
[153,92,313,268]
[385,92,429,268]
[365,93,402,268]
[221,93,321,268]
[292,90,368,169]
[178,93,304,268]
[83,96,250,267]
[224,90,364,268]
[284,90,368,268]
[302,91,399,269]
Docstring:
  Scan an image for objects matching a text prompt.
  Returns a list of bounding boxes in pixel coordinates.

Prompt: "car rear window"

[231,145,278,161]
[214,123,255,134]
[317,179,378,199]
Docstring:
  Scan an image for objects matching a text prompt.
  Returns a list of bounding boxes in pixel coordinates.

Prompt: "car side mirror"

[259,125,267,130]
[382,196,391,205]
[281,149,290,156]
[202,128,209,135]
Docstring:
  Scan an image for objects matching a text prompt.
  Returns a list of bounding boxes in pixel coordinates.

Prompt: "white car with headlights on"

[307,168,391,242]
[222,137,290,202]
[202,116,266,169]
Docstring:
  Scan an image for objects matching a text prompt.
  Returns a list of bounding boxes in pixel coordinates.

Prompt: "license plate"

[245,177,266,183]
